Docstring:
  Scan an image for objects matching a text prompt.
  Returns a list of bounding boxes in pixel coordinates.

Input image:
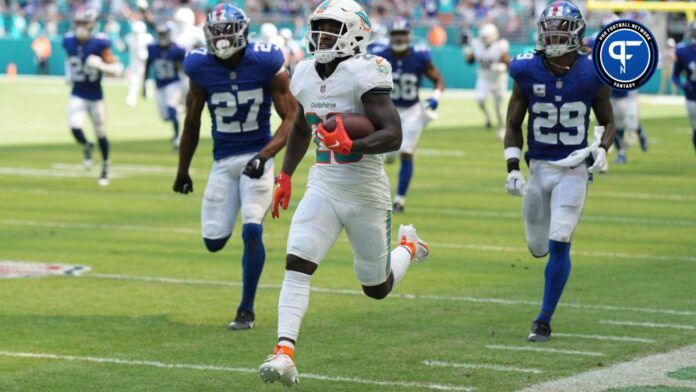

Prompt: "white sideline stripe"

[553,333,656,343]
[52,163,190,175]
[4,218,695,264]
[0,167,124,179]
[422,360,542,374]
[417,149,466,158]
[411,207,696,228]
[600,320,696,330]
[519,344,696,392]
[81,273,696,317]
[594,191,696,202]
[485,345,604,357]
[0,351,472,391]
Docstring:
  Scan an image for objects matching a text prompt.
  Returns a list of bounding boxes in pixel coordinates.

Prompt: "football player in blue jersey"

[372,17,445,213]
[144,23,187,149]
[672,21,696,153]
[503,1,615,342]
[172,4,297,330]
[63,8,123,186]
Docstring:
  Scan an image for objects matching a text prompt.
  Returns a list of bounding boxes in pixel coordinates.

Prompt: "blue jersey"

[63,33,111,101]
[373,45,431,107]
[509,52,605,161]
[147,43,186,88]
[184,42,284,160]
[674,43,696,101]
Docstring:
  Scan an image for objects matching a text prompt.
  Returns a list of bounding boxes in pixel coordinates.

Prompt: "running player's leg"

[393,103,424,212]
[233,155,275,324]
[164,82,183,145]
[475,78,492,128]
[88,100,110,185]
[68,96,94,168]
[612,97,627,163]
[201,157,241,252]
[626,94,647,151]
[523,160,552,258]
[534,165,587,333]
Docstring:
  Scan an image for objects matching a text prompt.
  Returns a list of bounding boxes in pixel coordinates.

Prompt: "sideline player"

[258,1,430,385]
[172,4,297,330]
[63,8,123,186]
[672,21,696,153]
[372,17,445,213]
[144,23,186,148]
[503,1,615,342]
[464,23,511,137]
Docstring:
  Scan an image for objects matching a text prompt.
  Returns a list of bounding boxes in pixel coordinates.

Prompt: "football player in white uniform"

[258,0,430,386]
[125,20,153,107]
[464,23,511,137]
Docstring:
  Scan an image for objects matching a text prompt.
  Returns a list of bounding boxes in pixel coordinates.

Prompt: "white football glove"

[506,170,526,197]
[588,147,607,174]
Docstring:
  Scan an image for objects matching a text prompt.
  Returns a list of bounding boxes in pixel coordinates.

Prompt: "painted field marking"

[485,345,604,357]
[600,320,696,331]
[417,149,466,158]
[75,273,696,317]
[0,167,124,179]
[3,218,695,264]
[52,163,193,175]
[519,344,696,392]
[422,360,542,374]
[553,333,656,343]
[0,351,473,391]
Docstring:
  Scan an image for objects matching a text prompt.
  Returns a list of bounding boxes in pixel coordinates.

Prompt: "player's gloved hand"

[173,171,193,194]
[242,154,268,179]
[316,116,353,155]
[506,170,526,197]
[588,147,607,174]
[272,172,292,219]
[426,97,439,110]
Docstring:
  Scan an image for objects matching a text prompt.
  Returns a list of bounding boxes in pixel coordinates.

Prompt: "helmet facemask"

[307,18,353,64]
[156,25,172,47]
[205,18,249,59]
[389,30,411,53]
[537,16,584,57]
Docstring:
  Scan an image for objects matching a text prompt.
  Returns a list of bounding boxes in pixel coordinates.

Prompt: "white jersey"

[174,24,205,53]
[290,55,394,209]
[470,38,509,82]
[125,32,153,68]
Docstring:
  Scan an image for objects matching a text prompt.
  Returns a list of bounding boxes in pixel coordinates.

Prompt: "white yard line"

[519,344,696,392]
[600,320,695,330]
[422,360,542,374]
[552,333,656,343]
[416,149,466,158]
[3,218,695,264]
[78,273,696,317]
[52,163,189,175]
[0,351,472,391]
[485,345,604,357]
[0,167,124,179]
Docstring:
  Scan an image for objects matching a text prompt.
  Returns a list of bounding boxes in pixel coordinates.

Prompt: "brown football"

[323,113,376,140]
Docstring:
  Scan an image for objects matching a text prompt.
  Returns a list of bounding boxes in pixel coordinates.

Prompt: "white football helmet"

[173,7,195,27]
[479,23,499,47]
[131,20,147,35]
[260,23,278,42]
[306,0,372,64]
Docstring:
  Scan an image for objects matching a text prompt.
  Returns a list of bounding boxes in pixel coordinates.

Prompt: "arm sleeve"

[356,56,393,98]
[672,52,684,87]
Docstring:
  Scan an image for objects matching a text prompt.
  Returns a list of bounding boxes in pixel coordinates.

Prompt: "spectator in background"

[10,6,27,39]
[660,38,677,95]
[424,0,439,18]
[31,34,52,74]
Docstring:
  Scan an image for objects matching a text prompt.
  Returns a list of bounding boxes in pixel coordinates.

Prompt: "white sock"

[390,246,412,286]
[277,270,311,344]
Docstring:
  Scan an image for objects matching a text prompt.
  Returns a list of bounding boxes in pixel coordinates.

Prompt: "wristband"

[504,147,522,161]
[431,89,443,101]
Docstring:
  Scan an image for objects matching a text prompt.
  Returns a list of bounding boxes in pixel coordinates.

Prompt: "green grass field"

[0,78,695,391]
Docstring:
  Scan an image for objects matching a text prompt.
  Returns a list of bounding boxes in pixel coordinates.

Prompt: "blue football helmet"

[74,7,98,41]
[204,4,249,59]
[156,22,172,47]
[536,0,585,57]
[389,16,412,52]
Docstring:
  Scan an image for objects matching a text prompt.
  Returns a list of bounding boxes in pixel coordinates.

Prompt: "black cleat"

[98,162,110,186]
[527,320,551,342]
[639,134,649,152]
[485,120,492,130]
[392,202,405,214]
[229,309,255,331]
[83,142,94,170]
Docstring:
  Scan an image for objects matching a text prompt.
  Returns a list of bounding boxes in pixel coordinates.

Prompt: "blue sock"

[167,107,179,139]
[614,128,625,153]
[97,137,110,161]
[692,129,696,152]
[636,125,646,139]
[71,128,87,145]
[239,223,266,314]
[397,157,414,198]
[536,240,571,324]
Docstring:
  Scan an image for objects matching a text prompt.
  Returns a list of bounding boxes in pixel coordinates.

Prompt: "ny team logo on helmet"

[592,20,658,91]
[306,0,372,64]
[536,0,585,58]
[389,16,412,52]
[389,17,411,34]
[74,7,98,40]
[205,4,249,59]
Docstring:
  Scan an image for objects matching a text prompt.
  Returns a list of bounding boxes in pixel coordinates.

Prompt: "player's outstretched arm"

[425,61,445,109]
[173,80,206,194]
[279,104,312,177]
[672,58,687,92]
[352,92,402,154]
[592,85,616,151]
[260,71,297,159]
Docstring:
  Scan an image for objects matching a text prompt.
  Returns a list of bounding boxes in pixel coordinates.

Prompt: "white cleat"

[98,162,110,187]
[259,351,299,386]
[398,224,429,263]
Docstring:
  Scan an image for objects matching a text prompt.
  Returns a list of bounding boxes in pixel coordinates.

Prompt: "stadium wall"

[0,38,663,93]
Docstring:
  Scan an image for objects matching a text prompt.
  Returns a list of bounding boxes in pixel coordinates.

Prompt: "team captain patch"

[0,261,90,279]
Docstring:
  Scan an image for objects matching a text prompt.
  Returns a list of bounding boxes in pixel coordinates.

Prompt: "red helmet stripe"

[215,4,223,20]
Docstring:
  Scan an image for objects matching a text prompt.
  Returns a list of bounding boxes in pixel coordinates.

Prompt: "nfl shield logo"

[533,84,546,97]
[320,84,326,94]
